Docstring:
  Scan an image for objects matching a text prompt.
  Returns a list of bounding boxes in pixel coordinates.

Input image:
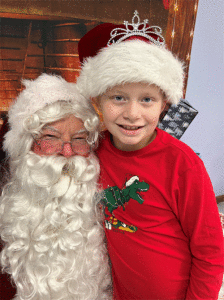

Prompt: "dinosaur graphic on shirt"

[102,176,149,233]
[105,217,139,233]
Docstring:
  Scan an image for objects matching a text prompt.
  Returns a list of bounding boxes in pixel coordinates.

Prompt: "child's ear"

[91,97,102,115]
[159,100,170,121]
[91,97,105,130]
[91,97,98,106]
[161,100,169,112]
[91,96,100,108]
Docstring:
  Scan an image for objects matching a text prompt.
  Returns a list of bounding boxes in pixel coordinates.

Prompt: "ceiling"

[0,0,169,126]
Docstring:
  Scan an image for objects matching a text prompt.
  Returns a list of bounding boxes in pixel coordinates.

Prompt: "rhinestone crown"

[107,10,165,46]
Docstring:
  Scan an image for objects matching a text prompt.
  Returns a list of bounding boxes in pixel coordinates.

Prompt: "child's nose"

[124,101,140,120]
[60,142,74,158]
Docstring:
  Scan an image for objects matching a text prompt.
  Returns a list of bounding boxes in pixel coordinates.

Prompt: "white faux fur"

[77,40,184,105]
[4,74,92,158]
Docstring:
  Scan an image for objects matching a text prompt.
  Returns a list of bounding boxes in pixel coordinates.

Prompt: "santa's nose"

[59,142,74,158]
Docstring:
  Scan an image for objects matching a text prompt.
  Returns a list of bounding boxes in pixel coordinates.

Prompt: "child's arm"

[177,161,224,300]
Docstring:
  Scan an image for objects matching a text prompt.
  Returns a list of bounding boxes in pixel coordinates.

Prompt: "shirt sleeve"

[176,162,224,300]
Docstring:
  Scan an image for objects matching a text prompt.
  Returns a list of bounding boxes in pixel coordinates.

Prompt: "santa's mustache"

[25,152,99,188]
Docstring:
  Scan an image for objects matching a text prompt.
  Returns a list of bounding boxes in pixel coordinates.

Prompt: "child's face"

[96,82,166,151]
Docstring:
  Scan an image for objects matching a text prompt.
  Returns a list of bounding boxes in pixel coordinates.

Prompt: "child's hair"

[77,12,184,105]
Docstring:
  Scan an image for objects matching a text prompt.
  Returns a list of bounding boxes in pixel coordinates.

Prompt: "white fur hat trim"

[4,74,82,157]
[77,40,184,104]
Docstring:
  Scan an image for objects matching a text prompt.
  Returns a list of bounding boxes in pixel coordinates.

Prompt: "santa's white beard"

[0,152,111,300]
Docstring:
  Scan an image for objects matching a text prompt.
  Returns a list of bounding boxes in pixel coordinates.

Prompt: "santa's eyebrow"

[42,126,88,135]
[42,126,59,133]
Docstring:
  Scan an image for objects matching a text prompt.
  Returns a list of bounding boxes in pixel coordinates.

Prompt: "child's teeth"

[123,126,139,130]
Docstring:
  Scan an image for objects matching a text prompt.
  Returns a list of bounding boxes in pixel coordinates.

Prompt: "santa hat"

[4,73,87,157]
[77,11,184,105]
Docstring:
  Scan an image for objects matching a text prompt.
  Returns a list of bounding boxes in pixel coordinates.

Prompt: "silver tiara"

[107,10,165,47]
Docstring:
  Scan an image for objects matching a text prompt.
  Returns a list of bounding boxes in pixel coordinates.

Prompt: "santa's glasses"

[33,135,91,156]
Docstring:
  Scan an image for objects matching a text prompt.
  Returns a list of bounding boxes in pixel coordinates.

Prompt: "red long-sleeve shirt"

[97,128,224,300]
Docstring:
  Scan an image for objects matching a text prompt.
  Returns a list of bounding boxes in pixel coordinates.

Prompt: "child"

[77,11,224,300]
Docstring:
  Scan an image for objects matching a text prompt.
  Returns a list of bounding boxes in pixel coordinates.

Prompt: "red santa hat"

[77,11,184,105]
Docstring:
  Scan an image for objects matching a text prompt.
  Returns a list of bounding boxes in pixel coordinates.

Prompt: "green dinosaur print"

[102,176,149,216]
[102,176,149,233]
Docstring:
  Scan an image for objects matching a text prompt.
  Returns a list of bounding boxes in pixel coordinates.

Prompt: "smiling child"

[77,11,224,300]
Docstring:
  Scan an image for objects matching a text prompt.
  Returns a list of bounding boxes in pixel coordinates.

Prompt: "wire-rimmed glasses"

[33,134,91,156]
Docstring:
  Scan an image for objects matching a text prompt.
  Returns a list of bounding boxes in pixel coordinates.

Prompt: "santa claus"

[0,74,111,300]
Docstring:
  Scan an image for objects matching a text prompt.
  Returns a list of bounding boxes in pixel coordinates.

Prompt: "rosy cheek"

[104,105,118,119]
[32,142,45,156]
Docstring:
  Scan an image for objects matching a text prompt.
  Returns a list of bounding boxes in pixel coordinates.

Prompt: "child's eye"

[142,97,152,103]
[113,95,125,101]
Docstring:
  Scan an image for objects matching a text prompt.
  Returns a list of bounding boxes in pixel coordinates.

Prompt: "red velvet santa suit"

[0,243,16,299]
[97,128,224,300]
